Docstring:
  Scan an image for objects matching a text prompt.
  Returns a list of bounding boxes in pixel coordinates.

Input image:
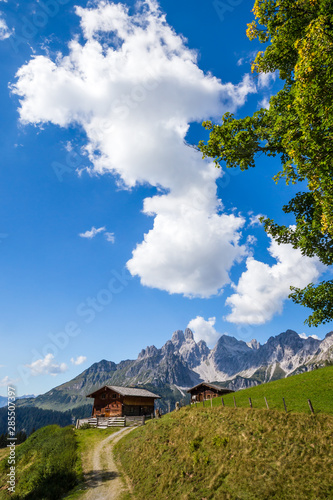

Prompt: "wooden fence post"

[264,397,269,410]
[203,399,205,407]
[221,397,224,407]
[124,416,127,427]
[283,397,288,413]
[141,416,145,426]
[308,399,315,415]
[211,398,213,408]
[249,397,252,408]
[233,396,237,408]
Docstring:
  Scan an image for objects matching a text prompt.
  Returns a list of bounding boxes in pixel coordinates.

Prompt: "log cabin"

[86,385,161,417]
[187,382,234,402]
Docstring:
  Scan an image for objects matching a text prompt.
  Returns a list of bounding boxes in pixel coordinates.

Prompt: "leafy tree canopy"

[198,0,333,326]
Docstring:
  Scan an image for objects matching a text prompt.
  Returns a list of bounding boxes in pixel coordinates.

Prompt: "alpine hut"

[86,385,161,417]
[187,382,234,402]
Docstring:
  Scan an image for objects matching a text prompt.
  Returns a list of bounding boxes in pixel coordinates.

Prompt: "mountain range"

[0,395,35,409]
[15,328,333,414]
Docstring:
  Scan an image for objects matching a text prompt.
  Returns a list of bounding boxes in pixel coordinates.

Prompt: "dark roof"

[86,385,161,399]
[186,382,234,394]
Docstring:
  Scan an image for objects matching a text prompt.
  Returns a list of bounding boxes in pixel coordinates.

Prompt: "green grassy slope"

[0,425,82,500]
[115,406,333,499]
[210,365,333,414]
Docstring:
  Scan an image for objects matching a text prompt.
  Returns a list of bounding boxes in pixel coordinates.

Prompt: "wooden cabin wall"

[189,387,222,402]
[91,390,156,417]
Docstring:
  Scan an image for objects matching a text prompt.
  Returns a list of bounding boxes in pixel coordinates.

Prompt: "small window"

[112,393,117,399]
[101,393,106,399]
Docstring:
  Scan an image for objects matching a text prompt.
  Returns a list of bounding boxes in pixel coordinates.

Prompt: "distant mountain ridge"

[17,328,333,413]
[0,395,35,408]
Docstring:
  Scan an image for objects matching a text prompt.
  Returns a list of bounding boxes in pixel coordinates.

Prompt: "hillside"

[0,425,82,499]
[115,406,333,499]
[210,365,333,414]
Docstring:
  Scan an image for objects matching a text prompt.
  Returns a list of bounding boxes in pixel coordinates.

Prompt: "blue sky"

[0,0,331,397]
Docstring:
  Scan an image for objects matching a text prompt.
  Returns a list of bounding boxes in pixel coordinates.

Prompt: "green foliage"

[0,425,82,499]
[198,0,333,325]
[289,280,333,327]
[115,406,333,499]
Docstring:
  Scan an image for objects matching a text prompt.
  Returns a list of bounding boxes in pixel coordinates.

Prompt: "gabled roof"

[86,385,161,399]
[186,382,234,394]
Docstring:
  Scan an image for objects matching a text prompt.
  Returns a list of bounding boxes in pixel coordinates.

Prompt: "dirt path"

[81,427,134,500]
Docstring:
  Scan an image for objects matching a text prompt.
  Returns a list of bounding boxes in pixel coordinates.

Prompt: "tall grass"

[0,425,82,499]
[115,406,333,499]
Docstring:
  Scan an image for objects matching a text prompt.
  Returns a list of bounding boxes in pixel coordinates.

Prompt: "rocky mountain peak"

[161,339,176,356]
[247,339,260,350]
[171,329,185,348]
[138,345,159,359]
[197,340,210,356]
[184,328,194,341]
[214,334,251,352]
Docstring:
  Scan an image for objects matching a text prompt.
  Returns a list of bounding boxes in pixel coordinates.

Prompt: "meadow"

[211,366,333,414]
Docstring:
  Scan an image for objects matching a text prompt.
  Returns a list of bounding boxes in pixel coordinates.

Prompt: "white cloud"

[249,213,264,227]
[79,226,115,242]
[0,14,11,40]
[257,72,276,89]
[225,238,323,325]
[246,235,257,245]
[187,316,222,346]
[71,355,87,365]
[79,226,106,239]
[26,354,68,376]
[12,0,257,298]
[0,375,17,387]
[104,232,115,243]
[258,96,270,109]
[299,332,321,341]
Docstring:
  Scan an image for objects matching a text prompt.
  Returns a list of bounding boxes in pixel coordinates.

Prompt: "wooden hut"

[187,382,234,402]
[86,385,161,417]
